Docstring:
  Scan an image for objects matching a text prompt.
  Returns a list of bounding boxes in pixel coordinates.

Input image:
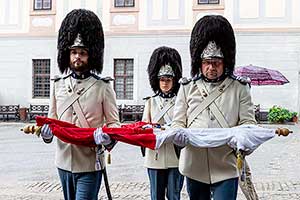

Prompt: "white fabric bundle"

[154,125,276,152]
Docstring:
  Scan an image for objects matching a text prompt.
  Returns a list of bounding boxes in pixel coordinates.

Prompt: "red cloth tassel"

[36,116,156,149]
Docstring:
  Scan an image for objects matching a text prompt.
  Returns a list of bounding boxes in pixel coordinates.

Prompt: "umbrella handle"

[275,128,292,136]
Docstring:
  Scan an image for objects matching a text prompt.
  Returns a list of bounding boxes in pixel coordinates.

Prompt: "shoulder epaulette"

[143,92,158,100]
[179,77,192,85]
[230,74,251,85]
[192,74,202,82]
[62,73,72,80]
[51,75,62,82]
[91,74,101,80]
[143,96,151,100]
[100,76,114,83]
[153,93,159,97]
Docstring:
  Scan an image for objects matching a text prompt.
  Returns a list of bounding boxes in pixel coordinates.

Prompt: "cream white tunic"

[48,75,120,173]
[172,77,256,184]
[142,95,179,169]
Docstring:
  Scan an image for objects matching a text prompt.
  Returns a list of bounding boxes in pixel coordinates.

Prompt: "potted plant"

[291,112,298,123]
[267,106,292,123]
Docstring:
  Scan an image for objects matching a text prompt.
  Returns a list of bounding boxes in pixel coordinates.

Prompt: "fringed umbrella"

[234,64,289,86]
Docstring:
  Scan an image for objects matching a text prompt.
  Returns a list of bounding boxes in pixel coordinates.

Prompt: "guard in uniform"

[142,46,184,200]
[171,15,257,200]
[40,9,120,200]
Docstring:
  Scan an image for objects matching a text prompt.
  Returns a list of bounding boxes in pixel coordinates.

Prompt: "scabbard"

[102,167,112,200]
[140,147,146,157]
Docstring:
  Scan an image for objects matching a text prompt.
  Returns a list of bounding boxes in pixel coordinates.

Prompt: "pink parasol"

[234,64,289,86]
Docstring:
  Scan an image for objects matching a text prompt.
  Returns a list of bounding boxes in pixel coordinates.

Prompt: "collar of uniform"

[203,77,224,92]
[158,91,176,98]
[71,71,92,80]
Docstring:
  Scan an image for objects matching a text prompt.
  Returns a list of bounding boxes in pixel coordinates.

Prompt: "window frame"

[32,59,51,99]
[197,0,220,5]
[114,0,135,8]
[113,58,134,100]
[33,0,52,11]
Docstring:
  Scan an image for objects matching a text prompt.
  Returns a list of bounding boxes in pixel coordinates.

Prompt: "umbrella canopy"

[234,64,289,86]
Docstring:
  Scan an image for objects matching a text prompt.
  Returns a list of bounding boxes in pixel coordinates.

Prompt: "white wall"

[0,32,299,113]
[0,37,56,107]
[0,0,29,34]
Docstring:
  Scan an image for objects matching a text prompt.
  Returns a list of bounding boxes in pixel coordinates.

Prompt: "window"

[32,59,50,98]
[198,0,219,4]
[115,0,134,7]
[34,0,52,10]
[114,59,134,100]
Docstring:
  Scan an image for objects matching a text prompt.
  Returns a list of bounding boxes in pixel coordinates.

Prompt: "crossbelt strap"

[209,103,230,128]
[152,98,175,123]
[58,78,97,124]
[72,100,90,128]
[187,78,233,127]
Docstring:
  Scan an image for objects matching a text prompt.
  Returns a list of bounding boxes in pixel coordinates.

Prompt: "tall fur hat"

[57,9,104,74]
[190,15,236,77]
[147,46,182,94]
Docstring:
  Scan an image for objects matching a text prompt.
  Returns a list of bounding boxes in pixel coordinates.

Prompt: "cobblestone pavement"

[0,123,299,199]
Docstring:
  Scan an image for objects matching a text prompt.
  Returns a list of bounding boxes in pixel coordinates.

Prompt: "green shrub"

[267,106,295,123]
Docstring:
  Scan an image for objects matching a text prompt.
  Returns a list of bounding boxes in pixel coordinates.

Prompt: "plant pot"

[292,116,298,123]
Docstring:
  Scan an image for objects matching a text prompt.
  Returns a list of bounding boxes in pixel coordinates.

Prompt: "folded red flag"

[36,116,156,149]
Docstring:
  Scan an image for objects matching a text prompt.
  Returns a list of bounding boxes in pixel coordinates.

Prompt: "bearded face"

[69,47,89,73]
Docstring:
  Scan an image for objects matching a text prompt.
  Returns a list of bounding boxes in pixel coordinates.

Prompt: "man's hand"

[93,128,112,145]
[173,128,189,147]
[41,124,54,143]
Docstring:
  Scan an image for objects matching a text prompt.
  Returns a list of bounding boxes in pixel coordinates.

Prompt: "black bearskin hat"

[147,46,182,94]
[57,9,104,74]
[190,15,236,77]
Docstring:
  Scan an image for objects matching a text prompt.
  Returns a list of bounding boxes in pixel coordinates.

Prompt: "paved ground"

[0,122,299,199]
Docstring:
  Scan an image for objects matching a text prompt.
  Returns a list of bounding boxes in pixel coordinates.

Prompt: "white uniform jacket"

[142,95,179,169]
[48,74,120,173]
[172,77,256,184]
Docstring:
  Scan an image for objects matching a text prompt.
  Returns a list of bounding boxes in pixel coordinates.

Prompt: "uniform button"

[77,81,81,84]
[73,111,76,115]
[68,85,72,93]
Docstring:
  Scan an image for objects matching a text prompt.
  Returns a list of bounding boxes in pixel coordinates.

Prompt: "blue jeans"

[186,177,238,200]
[147,168,184,200]
[58,168,102,200]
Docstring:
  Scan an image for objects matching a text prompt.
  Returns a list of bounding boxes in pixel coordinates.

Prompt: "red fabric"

[36,116,156,149]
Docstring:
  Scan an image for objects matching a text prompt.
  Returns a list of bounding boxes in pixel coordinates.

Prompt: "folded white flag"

[154,125,275,152]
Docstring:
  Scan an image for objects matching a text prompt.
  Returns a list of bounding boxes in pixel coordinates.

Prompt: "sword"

[96,146,112,200]
[102,167,112,200]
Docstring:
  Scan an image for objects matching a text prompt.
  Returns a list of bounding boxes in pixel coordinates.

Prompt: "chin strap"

[71,71,92,79]
[158,91,176,98]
